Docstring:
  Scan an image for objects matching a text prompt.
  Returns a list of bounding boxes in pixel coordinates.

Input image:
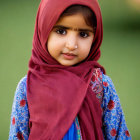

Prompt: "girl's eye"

[79,32,89,38]
[56,29,66,35]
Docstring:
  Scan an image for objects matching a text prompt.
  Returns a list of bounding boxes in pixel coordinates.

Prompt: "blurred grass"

[0,0,140,139]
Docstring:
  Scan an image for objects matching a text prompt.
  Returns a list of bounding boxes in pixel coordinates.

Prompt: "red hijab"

[27,0,105,139]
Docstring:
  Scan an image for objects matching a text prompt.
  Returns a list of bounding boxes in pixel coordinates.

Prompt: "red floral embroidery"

[96,69,100,76]
[89,82,93,87]
[103,82,108,87]
[110,128,117,136]
[91,75,96,82]
[97,73,100,78]
[125,130,130,137]
[17,132,24,140]
[12,117,15,125]
[108,100,115,110]
[20,99,26,107]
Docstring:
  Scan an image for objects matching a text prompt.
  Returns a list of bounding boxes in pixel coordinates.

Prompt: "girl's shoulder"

[16,75,27,92]
[14,75,28,105]
[17,75,27,87]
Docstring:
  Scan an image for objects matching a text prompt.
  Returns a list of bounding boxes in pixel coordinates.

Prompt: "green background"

[0,0,140,139]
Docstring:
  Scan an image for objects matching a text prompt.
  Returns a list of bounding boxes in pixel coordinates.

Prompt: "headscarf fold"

[27,0,105,139]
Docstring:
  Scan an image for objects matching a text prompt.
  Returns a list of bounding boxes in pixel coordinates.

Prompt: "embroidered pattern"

[90,68,103,103]
[75,117,82,140]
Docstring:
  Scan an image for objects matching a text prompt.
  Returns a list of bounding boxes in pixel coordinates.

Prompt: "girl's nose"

[65,35,78,50]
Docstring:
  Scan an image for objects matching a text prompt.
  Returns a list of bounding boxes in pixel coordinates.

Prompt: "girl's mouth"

[62,53,76,60]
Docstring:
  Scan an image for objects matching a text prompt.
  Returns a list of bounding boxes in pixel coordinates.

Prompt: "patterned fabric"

[9,76,29,140]
[101,74,131,139]
[75,117,82,140]
[90,68,104,103]
[9,69,131,140]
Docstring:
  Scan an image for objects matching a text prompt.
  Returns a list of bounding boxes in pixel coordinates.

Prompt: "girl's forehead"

[54,13,93,31]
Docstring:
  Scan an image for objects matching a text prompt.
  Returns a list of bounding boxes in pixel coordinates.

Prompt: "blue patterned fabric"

[102,74,131,139]
[9,70,131,140]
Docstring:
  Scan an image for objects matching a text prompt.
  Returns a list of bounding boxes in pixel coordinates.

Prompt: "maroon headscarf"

[27,0,105,139]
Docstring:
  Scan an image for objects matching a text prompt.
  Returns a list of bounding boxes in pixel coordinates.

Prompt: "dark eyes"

[79,32,89,38]
[55,28,89,38]
[56,29,66,35]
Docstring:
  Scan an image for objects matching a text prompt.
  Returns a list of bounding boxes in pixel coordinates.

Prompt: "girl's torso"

[9,68,131,140]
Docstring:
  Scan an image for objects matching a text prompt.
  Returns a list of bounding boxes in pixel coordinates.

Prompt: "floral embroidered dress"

[9,69,131,140]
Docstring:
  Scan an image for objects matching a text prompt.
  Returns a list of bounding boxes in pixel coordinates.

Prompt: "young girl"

[9,0,131,139]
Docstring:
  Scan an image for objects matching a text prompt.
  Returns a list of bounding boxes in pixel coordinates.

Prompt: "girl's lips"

[62,53,76,60]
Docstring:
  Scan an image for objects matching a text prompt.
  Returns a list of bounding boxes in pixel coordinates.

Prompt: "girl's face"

[47,13,94,66]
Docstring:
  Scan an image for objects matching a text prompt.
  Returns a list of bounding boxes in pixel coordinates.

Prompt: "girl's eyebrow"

[53,25,94,33]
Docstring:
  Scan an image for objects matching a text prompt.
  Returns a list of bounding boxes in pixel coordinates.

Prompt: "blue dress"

[9,69,131,140]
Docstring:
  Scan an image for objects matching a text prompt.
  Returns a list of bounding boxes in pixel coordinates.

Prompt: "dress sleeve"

[102,74,131,140]
[9,76,29,140]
